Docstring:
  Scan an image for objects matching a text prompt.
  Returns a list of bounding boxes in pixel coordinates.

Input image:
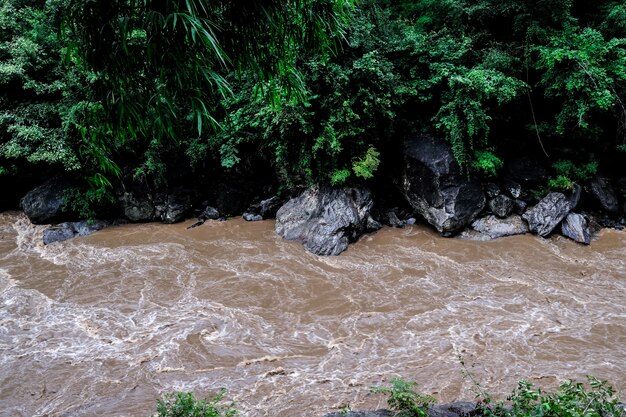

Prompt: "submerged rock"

[43,220,108,245]
[561,213,591,244]
[522,192,571,237]
[20,178,73,224]
[275,186,380,256]
[402,135,485,236]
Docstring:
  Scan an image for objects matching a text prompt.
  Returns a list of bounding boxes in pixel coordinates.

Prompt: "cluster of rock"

[18,135,626,254]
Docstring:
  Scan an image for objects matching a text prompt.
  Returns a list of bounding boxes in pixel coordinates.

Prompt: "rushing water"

[0,211,625,417]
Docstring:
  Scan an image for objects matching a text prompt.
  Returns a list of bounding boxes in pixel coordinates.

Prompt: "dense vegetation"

[1,0,625,212]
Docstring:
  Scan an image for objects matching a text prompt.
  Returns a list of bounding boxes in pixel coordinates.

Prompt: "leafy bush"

[472,150,504,177]
[480,376,624,417]
[154,391,237,417]
[371,378,434,417]
[548,159,598,191]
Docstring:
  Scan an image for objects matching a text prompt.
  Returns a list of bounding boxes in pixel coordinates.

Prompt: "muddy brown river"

[1,211,625,416]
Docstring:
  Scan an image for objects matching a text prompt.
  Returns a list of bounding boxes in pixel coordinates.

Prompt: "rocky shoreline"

[16,135,626,254]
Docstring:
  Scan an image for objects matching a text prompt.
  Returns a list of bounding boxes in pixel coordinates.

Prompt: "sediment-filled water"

[1,211,625,417]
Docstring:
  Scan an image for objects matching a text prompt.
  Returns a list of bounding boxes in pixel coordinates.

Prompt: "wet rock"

[568,184,583,211]
[402,135,485,236]
[20,177,74,224]
[324,402,478,417]
[384,209,406,228]
[243,195,284,221]
[161,192,191,224]
[275,186,380,256]
[561,213,591,245]
[589,176,619,214]
[483,183,500,198]
[457,228,492,241]
[514,199,528,215]
[502,179,522,199]
[199,206,220,220]
[43,220,108,245]
[505,157,548,185]
[488,195,514,218]
[522,192,571,237]
[243,213,263,222]
[471,214,529,239]
[121,191,156,222]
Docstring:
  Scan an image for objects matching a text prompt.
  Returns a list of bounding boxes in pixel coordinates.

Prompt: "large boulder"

[20,178,73,224]
[588,176,619,215]
[402,136,485,236]
[561,213,591,245]
[275,186,381,256]
[522,192,571,237]
[469,214,529,239]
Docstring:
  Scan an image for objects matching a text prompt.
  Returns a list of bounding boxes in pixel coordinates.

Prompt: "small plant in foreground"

[371,378,435,417]
[154,390,237,417]
[460,357,624,417]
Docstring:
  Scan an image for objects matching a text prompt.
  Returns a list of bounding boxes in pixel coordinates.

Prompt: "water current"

[1,211,625,417]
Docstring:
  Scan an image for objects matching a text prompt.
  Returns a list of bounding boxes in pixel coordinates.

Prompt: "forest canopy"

[1,0,625,212]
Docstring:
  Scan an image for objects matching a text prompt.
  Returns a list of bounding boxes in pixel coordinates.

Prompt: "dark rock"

[121,191,156,222]
[72,220,108,236]
[471,214,529,239]
[483,183,500,198]
[161,192,191,224]
[384,209,406,228]
[402,136,485,236]
[20,178,73,224]
[275,186,380,256]
[589,176,619,214]
[244,195,284,220]
[243,213,263,222]
[212,183,249,216]
[568,184,583,211]
[43,220,108,245]
[199,206,220,220]
[505,157,548,184]
[43,224,77,245]
[488,195,514,218]
[561,213,591,245]
[502,179,522,199]
[522,192,571,237]
[324,411,392,417]
[616,177,626,198]
[514,199,528,214]
[324,402,478,417]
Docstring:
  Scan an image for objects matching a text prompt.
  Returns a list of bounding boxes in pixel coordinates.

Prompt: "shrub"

[154,390,237,417]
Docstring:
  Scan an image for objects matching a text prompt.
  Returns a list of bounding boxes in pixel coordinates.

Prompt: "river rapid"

[0,211,625,417]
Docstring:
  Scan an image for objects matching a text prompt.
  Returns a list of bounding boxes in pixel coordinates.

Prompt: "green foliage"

[154,391,237,417]
[371,378,435,417]
[548,159,598,191]
[352,146,380,180]
[477,377,624,417]
[472,150,504,177]
[0,0,86,174]
[534,27,626,137]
